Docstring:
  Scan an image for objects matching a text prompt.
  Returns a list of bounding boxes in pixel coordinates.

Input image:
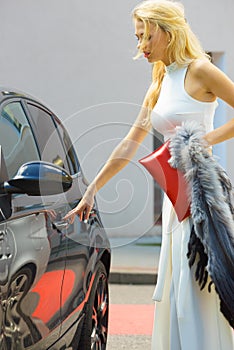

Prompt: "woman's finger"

[83,207,92,222]
[63,199,93,224]
[63,209,78,221]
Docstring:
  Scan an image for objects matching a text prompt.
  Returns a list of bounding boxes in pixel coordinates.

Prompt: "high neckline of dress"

[165,61,178,74]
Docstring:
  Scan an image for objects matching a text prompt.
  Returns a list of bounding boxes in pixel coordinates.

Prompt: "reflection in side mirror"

[1,161,73,196]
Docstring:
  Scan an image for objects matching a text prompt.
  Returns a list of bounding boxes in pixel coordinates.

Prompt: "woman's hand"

[63,188,95,224]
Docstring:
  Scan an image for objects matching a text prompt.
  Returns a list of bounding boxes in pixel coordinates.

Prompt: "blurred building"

[0,0,233,236]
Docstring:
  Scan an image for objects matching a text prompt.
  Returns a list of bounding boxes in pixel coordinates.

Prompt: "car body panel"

[0,88,110,349]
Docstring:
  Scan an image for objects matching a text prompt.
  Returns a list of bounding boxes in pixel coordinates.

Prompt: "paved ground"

[107,284,155,350]
[109,231,161,284]
[107,334,152,350]
[106,230,161,349]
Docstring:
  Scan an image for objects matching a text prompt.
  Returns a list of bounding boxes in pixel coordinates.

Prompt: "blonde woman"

[65,0,234,348]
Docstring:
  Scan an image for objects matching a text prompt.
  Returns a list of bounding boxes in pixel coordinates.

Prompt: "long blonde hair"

[132,0,209,121]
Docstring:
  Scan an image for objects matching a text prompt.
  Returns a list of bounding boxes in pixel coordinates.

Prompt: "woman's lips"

[144,52,150,58]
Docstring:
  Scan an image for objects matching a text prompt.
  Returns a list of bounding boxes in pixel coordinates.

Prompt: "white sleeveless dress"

[151,62,234,350]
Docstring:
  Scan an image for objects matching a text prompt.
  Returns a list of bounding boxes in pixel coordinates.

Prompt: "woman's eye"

[148,35,152,40]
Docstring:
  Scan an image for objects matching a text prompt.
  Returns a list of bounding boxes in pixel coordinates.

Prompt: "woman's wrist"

[202,136,213,156]
[203,135,212,148]
[85,183,97,198]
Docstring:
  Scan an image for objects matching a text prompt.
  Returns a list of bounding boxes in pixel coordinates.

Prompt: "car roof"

[0,87,54,116]
[0,87,43,105]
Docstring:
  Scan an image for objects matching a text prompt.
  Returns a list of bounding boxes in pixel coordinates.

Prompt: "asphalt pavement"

[108,225,162,285]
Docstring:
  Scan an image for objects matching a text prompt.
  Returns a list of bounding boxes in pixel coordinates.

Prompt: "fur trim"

[169,121,234,328]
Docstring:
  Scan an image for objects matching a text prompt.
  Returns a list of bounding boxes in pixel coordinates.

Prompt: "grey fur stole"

[169,121,234,328]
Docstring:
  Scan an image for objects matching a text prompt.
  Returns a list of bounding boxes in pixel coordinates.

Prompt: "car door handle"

[53,220,70,230]
[54,209,96,230]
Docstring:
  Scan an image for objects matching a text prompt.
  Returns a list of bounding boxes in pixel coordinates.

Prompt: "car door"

[0,99,68,349]
[24,101,93,342]
[48,111,111,346]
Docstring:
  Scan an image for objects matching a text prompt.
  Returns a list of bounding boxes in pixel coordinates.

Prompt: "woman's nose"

[137,40,146,51]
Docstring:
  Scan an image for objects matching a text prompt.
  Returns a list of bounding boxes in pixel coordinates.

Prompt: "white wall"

[0,0,233,236]
[183,0,234,176]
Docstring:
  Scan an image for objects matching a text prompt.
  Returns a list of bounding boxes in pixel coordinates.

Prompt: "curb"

[109,272,157,285]
[108,233,161,285]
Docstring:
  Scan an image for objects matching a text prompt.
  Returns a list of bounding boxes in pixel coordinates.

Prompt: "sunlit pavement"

[107,284,155,350]
[107,234,161,349]
[109,304,154,335]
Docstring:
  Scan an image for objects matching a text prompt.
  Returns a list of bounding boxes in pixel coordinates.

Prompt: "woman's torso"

[151,62,218,140]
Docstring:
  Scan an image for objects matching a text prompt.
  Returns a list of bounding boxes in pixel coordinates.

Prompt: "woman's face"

[134,19,170,65]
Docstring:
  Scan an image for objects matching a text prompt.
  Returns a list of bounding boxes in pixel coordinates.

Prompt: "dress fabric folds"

[151,196,234,350]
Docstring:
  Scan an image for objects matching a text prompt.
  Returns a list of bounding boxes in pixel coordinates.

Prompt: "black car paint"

[0,89,110,349]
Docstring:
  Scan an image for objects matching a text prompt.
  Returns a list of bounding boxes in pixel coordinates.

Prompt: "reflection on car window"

[0,102,39,178]
[52,116,80,175]
[27,103,70,172]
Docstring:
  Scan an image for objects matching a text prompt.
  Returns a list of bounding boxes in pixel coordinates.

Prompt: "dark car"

[0,88,110,350]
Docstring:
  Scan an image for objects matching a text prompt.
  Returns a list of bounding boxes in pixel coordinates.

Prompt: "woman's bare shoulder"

[189,58,234,107]
[188,58,214,77]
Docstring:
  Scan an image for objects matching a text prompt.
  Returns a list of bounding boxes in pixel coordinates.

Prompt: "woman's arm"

[88,114,150,195]
[192,60,234,145]
[64,103,151,223]
[204,118,234,145]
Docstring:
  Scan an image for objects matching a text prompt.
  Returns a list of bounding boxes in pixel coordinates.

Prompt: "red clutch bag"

[138,140,190,222]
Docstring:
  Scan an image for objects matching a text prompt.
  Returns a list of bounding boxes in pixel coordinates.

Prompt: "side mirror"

[1,161,73,196]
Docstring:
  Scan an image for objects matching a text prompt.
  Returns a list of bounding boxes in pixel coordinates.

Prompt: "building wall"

[183,0,234,175]
[0,0,233,236]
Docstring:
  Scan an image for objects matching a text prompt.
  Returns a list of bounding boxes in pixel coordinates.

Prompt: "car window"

[52,116,80,175]
[0,102,40,178]
[26,103,70,172]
